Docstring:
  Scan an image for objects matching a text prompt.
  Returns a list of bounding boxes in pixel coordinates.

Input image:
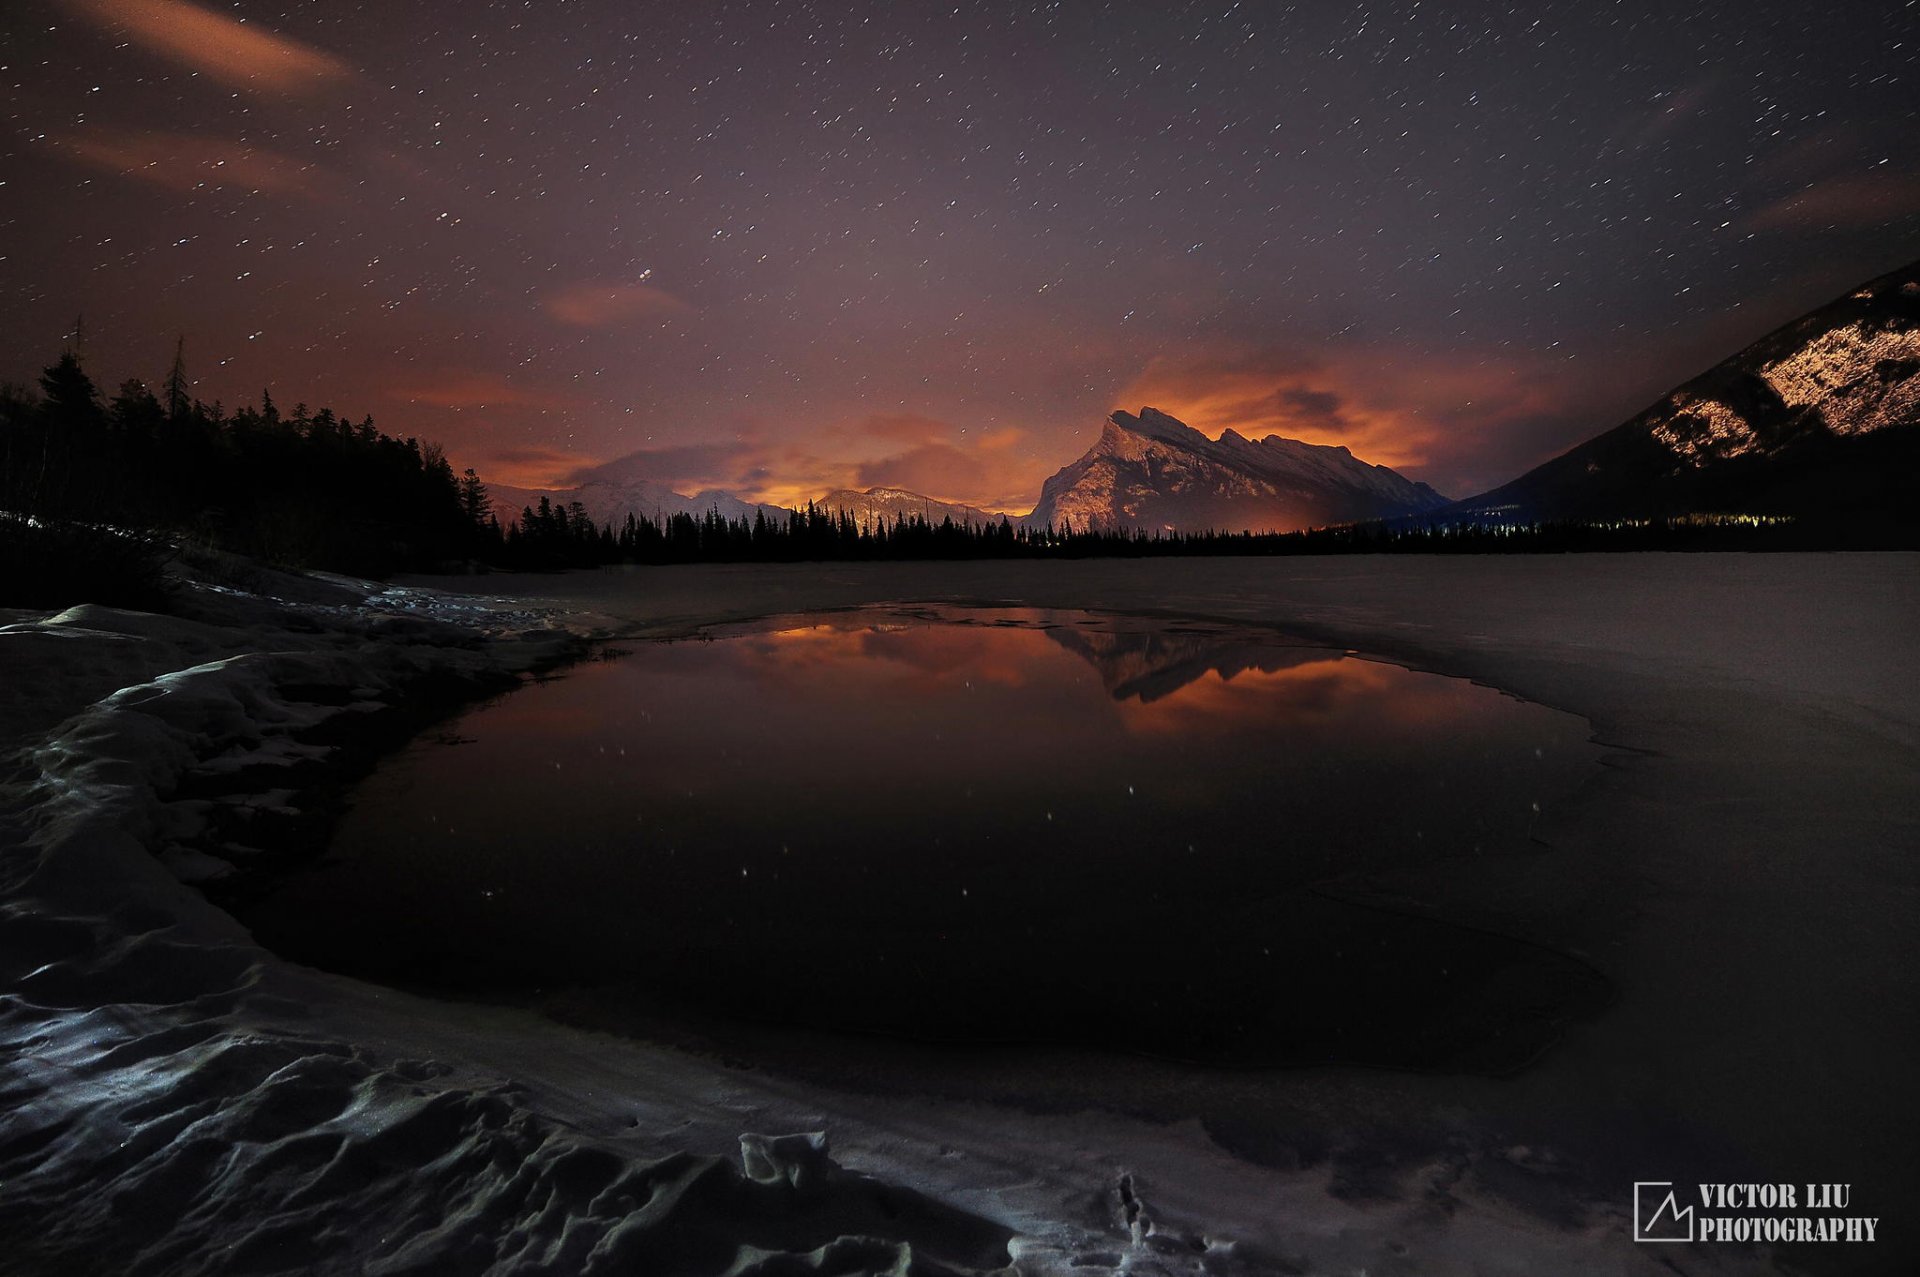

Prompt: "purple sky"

[5,0,1917,509]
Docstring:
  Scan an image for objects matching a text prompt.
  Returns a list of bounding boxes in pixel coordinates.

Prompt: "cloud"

[854,444,991,500]
[1118,342,1573,497]
[549,411,1048,514]
[1118,347,1441,467]
[58,129,326,198]
[391,373,556,411]
[65,0,353,96]
[1746,170,1920,233]
[851,413,952,446]
[850,424,1037,510]
[544,281,692,326]
[1593,78,1720,164]
[478,447,601,489]
[568,442,755,487]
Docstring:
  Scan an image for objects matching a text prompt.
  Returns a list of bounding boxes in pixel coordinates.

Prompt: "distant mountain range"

[1451,259,1920,525]
[488,411,1444,537]
[487,259,1919,537]
[486,450,788,531]
[813,488,1002,528]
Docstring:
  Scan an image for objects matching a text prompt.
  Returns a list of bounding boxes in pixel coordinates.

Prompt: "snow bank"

[0,578,1033,1275]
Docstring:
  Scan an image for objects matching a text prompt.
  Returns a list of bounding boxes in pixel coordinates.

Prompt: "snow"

[1648,393,1761,464]
[1759,319,1920,436]
[7,552,1914,1273]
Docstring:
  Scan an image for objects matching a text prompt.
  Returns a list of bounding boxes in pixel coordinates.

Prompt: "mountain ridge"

[814,487,1005,528]
[1026,407,1449,533]
[1452,258,1920,524]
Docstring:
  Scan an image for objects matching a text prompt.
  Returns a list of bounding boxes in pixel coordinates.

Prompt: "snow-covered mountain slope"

[1045,620,1332,703]
[814,487,1004,527]
[1454,258,1920,523]
[1026,407,1449,534]
[484,446,793,530]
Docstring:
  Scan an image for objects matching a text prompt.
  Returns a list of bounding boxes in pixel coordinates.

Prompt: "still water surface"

[243,607,1609,1070]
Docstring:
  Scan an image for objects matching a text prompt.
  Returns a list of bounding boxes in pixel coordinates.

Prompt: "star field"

[3,0,1916,507]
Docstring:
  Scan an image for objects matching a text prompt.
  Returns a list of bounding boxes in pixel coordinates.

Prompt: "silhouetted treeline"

[497,500,1038,568]
[2,348,495,593]
[487,499,1840,571]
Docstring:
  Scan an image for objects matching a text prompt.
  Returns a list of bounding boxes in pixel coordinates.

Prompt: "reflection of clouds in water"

[271,604,1608,1074]
[483,611,1498,764]
[732,610,1071,691]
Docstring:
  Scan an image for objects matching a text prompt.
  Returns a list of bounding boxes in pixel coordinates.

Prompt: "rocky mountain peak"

[1028,406,1447,533]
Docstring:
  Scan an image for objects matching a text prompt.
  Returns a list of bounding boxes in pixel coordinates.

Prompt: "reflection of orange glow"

[429,611,1589,832]
[1116,656,1487,737]
[67,0,353,96]
[749,616,1053,690]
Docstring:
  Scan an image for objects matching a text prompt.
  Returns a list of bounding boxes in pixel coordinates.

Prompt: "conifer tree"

[164,337,191,421]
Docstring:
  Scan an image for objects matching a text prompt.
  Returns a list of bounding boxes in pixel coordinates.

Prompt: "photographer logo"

[1632,1182,1874,1246]
[1633,1183,1693,1242]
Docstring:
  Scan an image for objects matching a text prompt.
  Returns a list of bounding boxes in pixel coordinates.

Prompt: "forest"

[1,346,491,607]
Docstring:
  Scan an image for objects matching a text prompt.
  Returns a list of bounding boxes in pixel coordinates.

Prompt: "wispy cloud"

[476,446,602,489]
[1118,347,1439,468]
[65,0,354,96]
[1117,342,1571,498]
[59,128,326,197]
[1593,78,1720,164]
[391,372,558,411]
[849,413,953,446]
[544,281,692,327]
[1747,169,1920,233]
[852,425,1035,511]
[567,442,756,487]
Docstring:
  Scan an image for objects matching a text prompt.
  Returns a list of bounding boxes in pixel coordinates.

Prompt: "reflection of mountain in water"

[1045,622,1327,703]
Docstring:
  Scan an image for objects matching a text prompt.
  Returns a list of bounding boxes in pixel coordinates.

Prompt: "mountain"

[485,448,791,530]
[814,487,1004,527]
[1453,259,1920,525]
[1026,407,1449,533]
[486,477,784,528]
[1045,623,1333,703]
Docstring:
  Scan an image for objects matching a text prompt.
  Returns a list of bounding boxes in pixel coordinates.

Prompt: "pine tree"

[38,353,101,428]
[164,337,190,421]
[458,468,490,528]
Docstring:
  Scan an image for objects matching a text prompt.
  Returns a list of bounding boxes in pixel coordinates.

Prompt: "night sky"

[5,0,1917,510]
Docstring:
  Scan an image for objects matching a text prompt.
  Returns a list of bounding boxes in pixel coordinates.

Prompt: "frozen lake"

[10,555,1916,1274]
[243,605,1606,1070]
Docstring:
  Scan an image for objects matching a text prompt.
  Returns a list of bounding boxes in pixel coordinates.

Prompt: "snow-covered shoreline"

[5,554,1913,1274]
[2,566,1191,1276]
